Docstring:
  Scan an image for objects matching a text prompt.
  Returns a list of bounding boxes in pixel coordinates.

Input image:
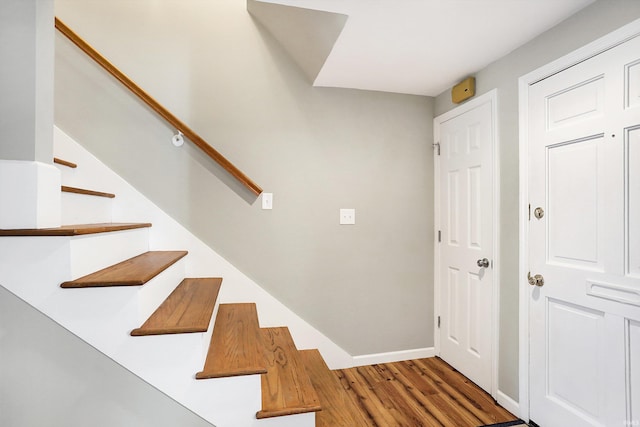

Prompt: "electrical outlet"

[340,208,355,225]
[262,193,273,210]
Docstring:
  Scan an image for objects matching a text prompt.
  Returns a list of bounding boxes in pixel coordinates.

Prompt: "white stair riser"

[184,375,263,427]
[54,162,77,186]
[0,230,150,295]
[61,191,113,224]
[137,257,186,322]
[70,228,150,278]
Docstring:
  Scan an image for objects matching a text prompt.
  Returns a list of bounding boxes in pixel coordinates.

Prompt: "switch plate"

[340,208,355,225]
[262,193,273,210]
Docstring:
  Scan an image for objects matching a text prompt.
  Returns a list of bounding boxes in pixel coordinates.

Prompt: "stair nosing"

[53,157,78,168]
[0,223,152,237]
[61,185,116,198]
[256,404,323,419]
[195,366,268,379]
[60,250,188,288]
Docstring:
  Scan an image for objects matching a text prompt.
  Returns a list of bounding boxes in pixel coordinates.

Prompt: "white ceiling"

[257,0,595,96]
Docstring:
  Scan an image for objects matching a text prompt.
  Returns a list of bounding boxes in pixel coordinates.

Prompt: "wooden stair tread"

[131,278,222,336]
[257,327,322,419]
[0,223,151,236]
[196,303,266,379]
[299,349,370,426]
[54,157,77,168]
[62,185,115,198]
[60,250,187,288]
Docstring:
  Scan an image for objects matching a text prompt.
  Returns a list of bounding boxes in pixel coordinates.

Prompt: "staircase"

[0,128,361,427]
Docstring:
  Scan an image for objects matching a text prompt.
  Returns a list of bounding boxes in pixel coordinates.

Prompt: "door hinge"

[437,316,441,328]
[438,230,441,242]
[433,142,440,156]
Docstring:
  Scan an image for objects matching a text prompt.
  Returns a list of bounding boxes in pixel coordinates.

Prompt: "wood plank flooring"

[335,357,517,427]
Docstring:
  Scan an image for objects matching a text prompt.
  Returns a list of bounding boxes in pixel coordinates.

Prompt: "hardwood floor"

[334,357,518,427]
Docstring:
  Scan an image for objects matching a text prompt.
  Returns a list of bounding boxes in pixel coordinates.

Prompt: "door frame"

[517,18,640,422]
[433,89,500,399]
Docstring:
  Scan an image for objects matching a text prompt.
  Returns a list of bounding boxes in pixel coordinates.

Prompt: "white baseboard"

[497,390,520,418]
[351,347,435,367]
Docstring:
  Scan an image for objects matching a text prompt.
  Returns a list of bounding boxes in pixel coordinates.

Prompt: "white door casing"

[434,90,499,397]
[521,24,640,426]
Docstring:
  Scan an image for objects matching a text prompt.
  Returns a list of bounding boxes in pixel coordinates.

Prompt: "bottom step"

[257,327,321,419]
[300,349,369,426]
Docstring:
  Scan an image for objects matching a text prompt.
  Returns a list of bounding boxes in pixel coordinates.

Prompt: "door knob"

[527,272,544,287]
[477,258,490,268]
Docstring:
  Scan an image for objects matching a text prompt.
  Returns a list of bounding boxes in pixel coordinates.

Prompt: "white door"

[527,34,640,426]
[435,91,496,394]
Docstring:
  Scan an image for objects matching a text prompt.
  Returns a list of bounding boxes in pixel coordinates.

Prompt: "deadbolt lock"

[534,207,545,219]
[527,272,544,287]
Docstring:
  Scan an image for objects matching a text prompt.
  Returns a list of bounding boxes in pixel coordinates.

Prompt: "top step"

[54,157,77,168]
[61,250,187,288]
[0,223,151,237]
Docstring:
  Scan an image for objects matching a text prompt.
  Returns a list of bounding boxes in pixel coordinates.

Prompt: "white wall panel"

[626,59,640,109]
[548,137,601,267]
[547,299,605,421]
[546,76,604,130]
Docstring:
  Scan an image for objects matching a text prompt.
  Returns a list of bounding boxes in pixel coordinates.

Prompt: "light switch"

[340,208,355,225]
[262,193,273,210]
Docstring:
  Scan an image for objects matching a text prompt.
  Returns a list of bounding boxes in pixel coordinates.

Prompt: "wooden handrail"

[55,17,263,196]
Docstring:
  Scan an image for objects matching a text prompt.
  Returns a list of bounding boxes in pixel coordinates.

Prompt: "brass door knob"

[527,272,544,287]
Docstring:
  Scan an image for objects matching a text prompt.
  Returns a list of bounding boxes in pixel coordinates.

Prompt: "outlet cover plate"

[262,193,273,210]
[340,208,355,225]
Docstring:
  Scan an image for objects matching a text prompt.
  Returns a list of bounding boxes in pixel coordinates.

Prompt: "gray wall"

[54,0,435,357]
[434,0,640,401]
[0,287,214,427]
[0,0,54,162]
